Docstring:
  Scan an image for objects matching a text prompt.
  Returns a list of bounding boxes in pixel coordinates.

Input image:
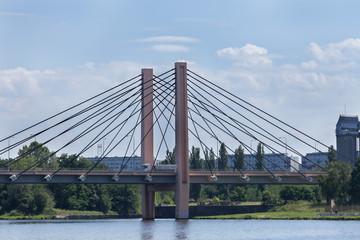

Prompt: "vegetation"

[195,201,360,220]
[234,145,245,170]
[350,158,360,202]
[0,142,140,217]
[218,143,228,170]
[319,161,351,204]
[2,141,360,220]
[255,143,265,170]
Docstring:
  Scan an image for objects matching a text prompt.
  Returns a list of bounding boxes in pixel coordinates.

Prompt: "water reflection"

[174,220,189,240]
[140,219,189,240]
[141,220,154,240]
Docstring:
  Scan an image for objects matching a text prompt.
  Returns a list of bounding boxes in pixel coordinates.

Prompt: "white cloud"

[140,36,198,43]
[308,38,360,62]
[213,39,360,154]
[217,44,272,67]
[151,44,190,52]
[217,44,268,59]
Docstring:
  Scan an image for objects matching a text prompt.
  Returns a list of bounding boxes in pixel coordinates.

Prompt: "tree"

[189,146,203,200]
[262,190,273,205]
[255,143,265,170]
[109,185,140,215]
[229,186,247,202]
[218,143,228,170]
[0,184,55,214]
[234,145,245,170]
[190,146,203,170]
[349,157,360,203]
[319,161,351,204]
[328,145,337,163]
[209,148,216,169]
[280,185,315,201]
[164,147,175,164]
[190,184,202,200]
[13,141,58,170]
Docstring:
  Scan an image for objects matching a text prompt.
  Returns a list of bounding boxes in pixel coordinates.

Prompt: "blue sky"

[1,0,360,158]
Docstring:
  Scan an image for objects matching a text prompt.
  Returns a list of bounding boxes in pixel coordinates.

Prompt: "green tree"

[255,143,265,170]
[190,146,203,170]
[218,143,228,170]
[109,185,140,215]
[280,185,315,201]
[328,145,337,163]
[319,161,351,204]
[0,184,54,214]
[229,186,247,202]
[189,146,203,200]
[58,154,106,170]
[349,157,360,203]
[164,147,175,164]
[190,184,202,200]
[13,141,58,170]
[200,185,218,200]
[209,148,216,169]
[262,190,274,205]
[234,145,245,170]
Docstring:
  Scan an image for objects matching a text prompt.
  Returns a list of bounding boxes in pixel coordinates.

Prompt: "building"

[336,115,360,167]
[299,152,328,172]
[87,156,142,171]
[228,153,299,172]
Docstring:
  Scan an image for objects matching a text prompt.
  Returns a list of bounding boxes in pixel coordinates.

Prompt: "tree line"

[1,142,360,216]
[0,142,140,216]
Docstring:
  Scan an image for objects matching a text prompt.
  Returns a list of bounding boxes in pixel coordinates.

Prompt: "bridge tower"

[141,62,189,219]
[141,68,155,219]
[174,62,190,219]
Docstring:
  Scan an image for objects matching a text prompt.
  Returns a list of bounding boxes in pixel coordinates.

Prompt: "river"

[0,219,358,240]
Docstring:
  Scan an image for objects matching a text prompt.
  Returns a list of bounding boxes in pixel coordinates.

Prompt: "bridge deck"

[0,170,326,185]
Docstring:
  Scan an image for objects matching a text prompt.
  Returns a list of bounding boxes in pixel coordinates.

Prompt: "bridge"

[0,170,325,185]
[1,62,340,219]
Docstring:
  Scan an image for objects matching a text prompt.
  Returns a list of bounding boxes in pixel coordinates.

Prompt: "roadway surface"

[0,170,326,185]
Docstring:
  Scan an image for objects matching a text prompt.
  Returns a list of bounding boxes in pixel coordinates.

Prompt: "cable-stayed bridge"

[2,62,349,219]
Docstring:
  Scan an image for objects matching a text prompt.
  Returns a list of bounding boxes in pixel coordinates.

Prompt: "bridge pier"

[141,68,155,219]
[174,62,189,219]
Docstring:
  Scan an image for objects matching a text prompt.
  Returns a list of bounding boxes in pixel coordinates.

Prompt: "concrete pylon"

[141,68,155,219]
[174,62,190,219]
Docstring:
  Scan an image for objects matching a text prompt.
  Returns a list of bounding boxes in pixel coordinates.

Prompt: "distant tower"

[336,115,360,167]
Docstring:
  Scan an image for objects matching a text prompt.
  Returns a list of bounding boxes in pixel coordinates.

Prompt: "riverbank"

[195,201,360,220]
[1,201,360,220]
[195,211,360,220]
[0,209,140,220]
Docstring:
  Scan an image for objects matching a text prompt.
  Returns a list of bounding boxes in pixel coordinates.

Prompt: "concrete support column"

[174,62,190,219]
[141,68,155,219]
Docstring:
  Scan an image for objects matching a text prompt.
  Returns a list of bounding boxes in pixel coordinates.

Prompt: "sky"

[1,0,360,159]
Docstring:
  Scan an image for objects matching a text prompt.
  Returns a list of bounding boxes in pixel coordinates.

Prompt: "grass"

[195,201,360,220]
[0,209,119,220]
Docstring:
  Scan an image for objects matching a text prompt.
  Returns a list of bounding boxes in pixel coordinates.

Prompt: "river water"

[0,219,358,240]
